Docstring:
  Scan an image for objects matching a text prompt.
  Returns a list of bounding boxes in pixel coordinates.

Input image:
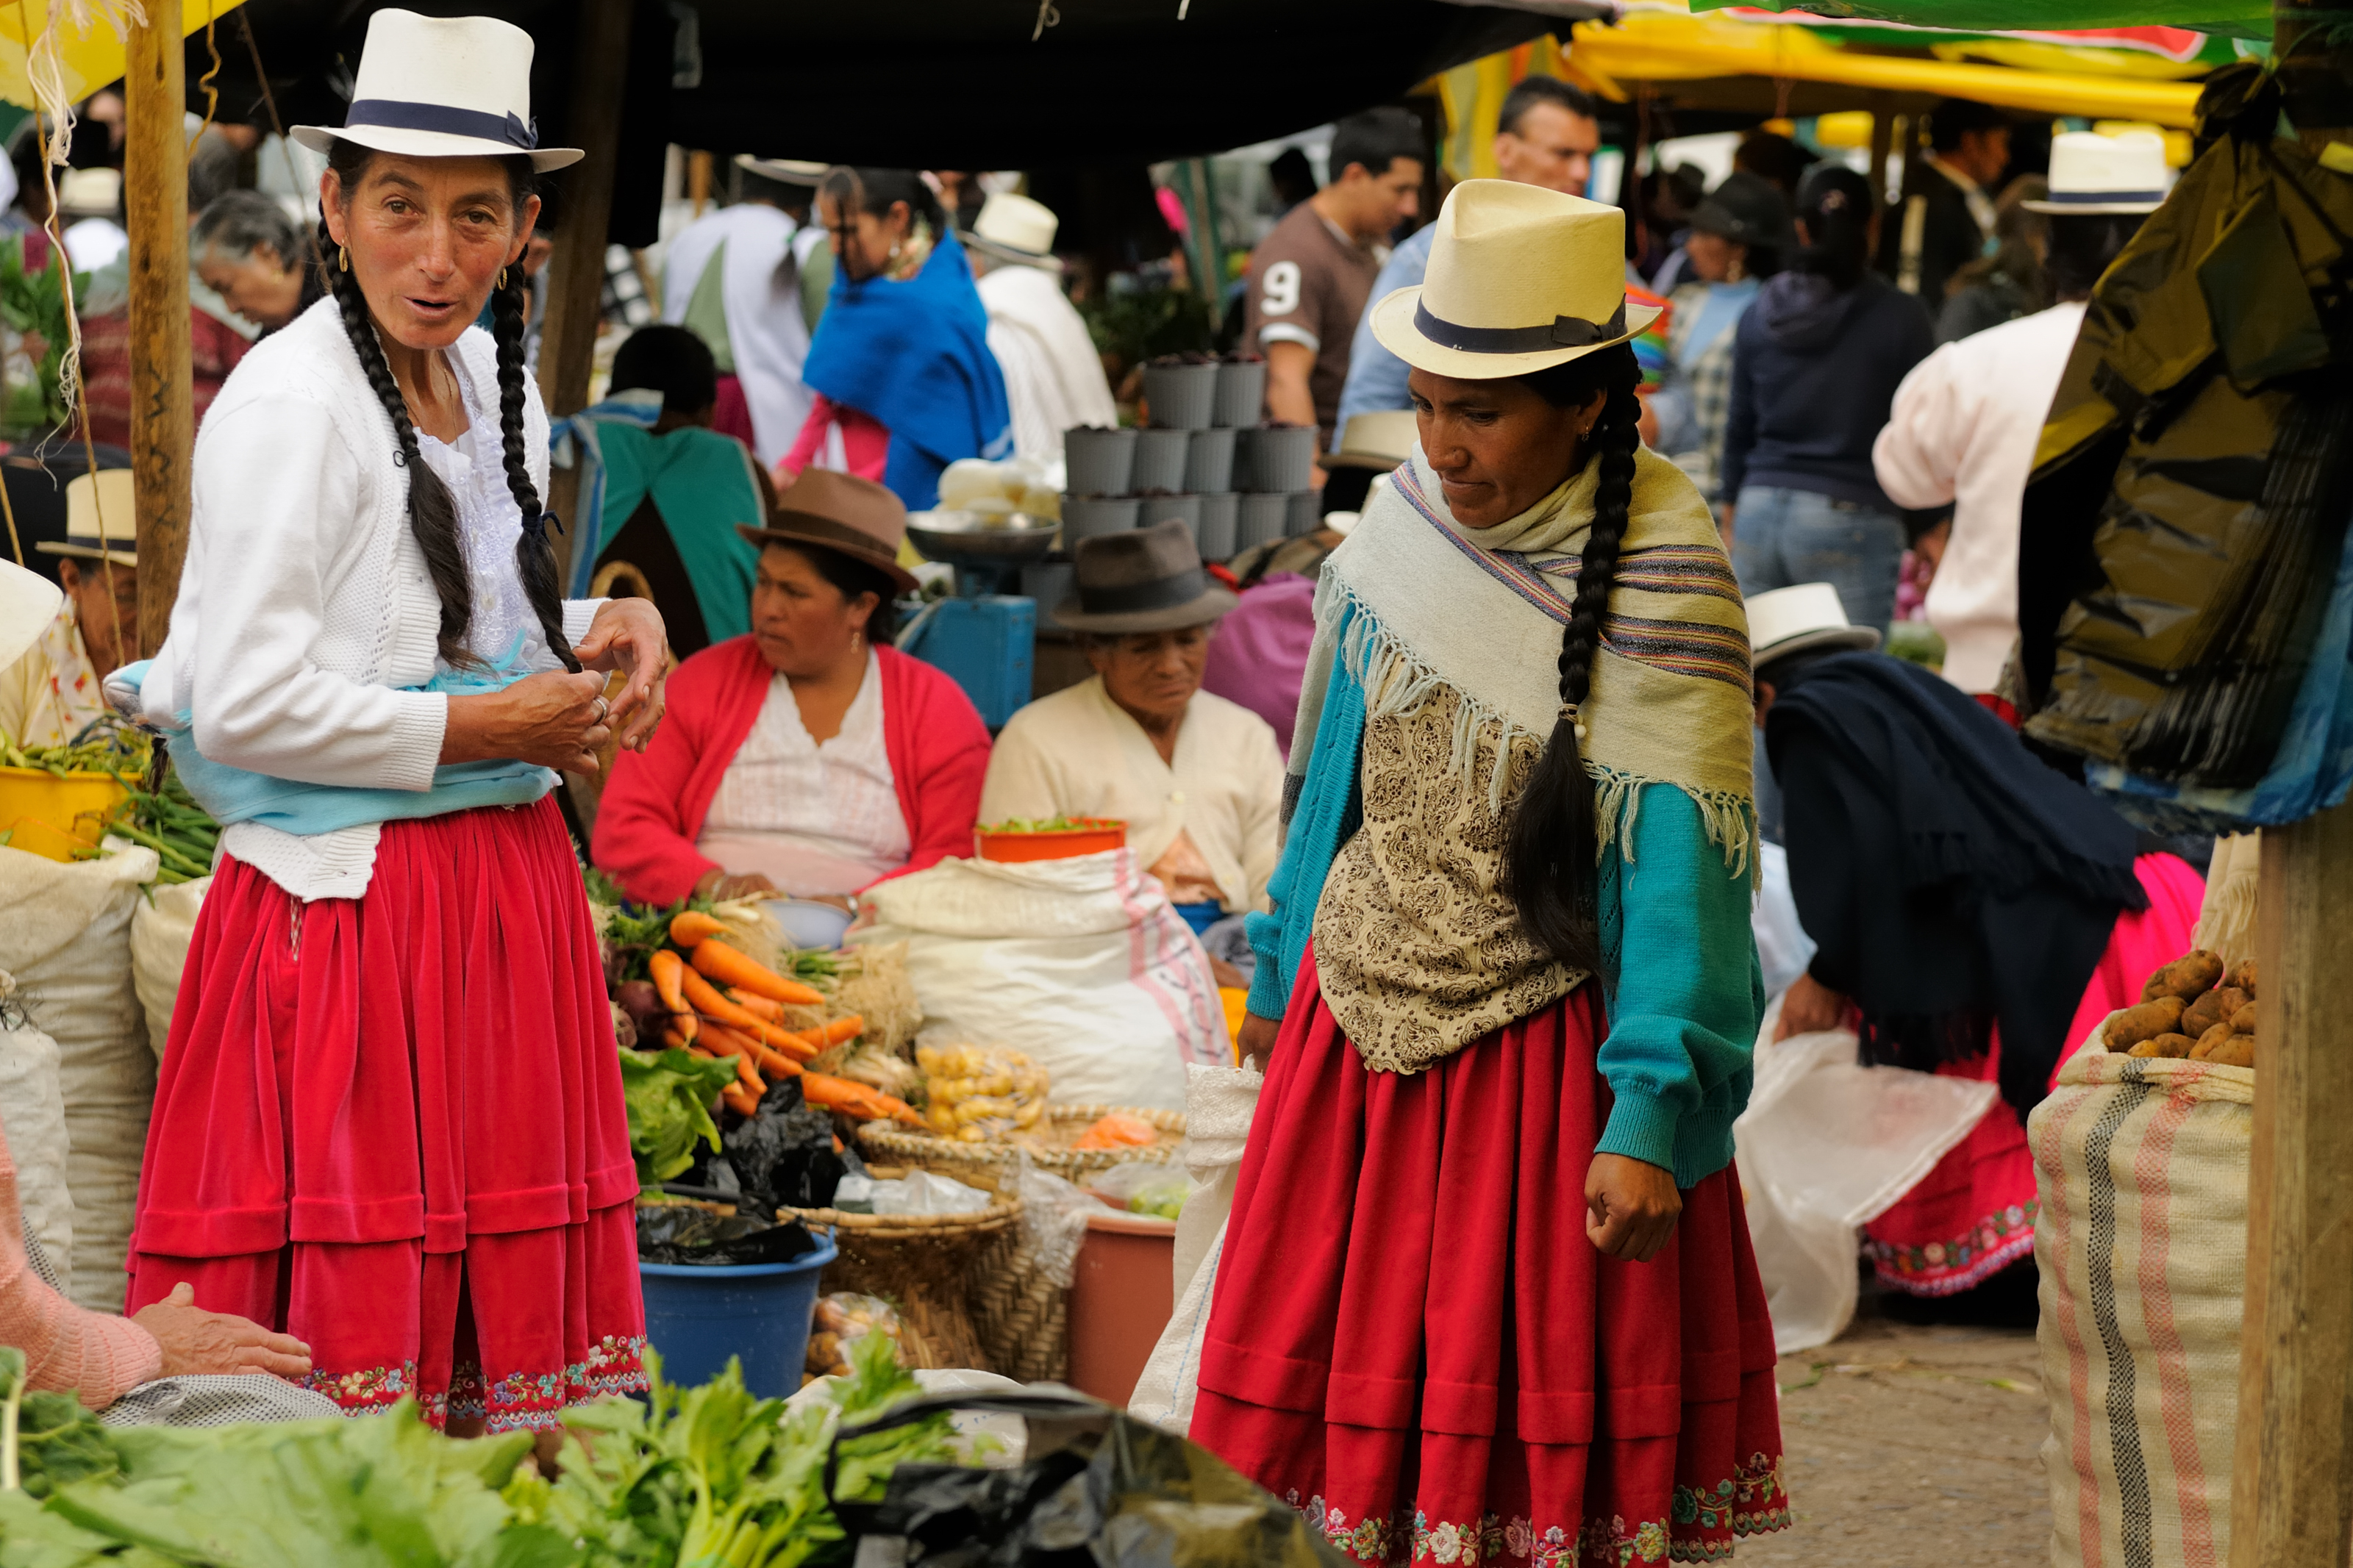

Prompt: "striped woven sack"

[2028,1014,2252,1568]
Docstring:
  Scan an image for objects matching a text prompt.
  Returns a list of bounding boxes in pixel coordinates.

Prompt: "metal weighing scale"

[899,512,1062,728]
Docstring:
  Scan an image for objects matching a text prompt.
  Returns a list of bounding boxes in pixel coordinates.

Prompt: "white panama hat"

[965,191,1063,271]
[1368,179,1660,380]
[1324,409,1418,472]
[292,10,582,173]
[735,154,829,186]
[2023,131,2168,216]
[1748,582,1880,671]
[34,470,137,569]
[0,559,63,670]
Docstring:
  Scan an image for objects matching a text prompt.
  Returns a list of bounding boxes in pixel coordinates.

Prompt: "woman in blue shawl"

[785,168,1014,512]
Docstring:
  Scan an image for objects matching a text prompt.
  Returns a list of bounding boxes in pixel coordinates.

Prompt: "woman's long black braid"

[489,263,582,675]
[320,209,476,670]
[1501,344,1643,974]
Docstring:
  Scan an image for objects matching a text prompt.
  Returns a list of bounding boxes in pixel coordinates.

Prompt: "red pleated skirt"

[124,797,646,1432]
[1191,947,1789,1565]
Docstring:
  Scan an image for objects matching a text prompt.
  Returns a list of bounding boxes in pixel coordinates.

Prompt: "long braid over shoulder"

[490,262,582,674]
[319,209,476,668]
[1501,342,1643,973]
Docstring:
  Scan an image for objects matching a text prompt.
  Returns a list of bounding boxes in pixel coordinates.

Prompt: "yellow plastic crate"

[0,766,127,862]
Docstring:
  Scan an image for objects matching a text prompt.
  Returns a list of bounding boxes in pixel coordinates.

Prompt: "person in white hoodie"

[962,191,1116,469]
[1872,132,2167,700]
[662,155,833,467]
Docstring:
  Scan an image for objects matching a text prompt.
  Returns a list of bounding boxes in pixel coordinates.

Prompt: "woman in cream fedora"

[1192,179,1788,1563]
[118,10,664,1436]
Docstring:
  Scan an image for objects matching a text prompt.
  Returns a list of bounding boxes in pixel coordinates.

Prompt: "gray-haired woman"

[193,189,322,334]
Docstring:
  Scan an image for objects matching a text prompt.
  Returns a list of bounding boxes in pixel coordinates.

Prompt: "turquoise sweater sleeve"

[1592,787,1765,1187]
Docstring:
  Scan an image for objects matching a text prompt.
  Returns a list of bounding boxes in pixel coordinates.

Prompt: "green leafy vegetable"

[976,815,1120,834]
[0,1347,118,1501]
[618,1047,740,1183]
[0,238,85,437]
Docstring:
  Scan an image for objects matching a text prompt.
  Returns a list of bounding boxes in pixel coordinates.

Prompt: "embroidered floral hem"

[305,1334,649,1433]
[1866,1200,2038,1297]
[1285,1453,1792,1566]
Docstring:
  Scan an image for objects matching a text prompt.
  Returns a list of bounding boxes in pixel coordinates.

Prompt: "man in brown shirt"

[1240,107,1425,474]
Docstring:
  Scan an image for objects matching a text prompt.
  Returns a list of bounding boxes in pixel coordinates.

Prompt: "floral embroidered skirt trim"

[1191,947,1789,1565]
[124,798,647,1432]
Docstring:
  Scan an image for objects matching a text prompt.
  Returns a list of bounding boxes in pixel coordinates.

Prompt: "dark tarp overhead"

[209,0,1579,246]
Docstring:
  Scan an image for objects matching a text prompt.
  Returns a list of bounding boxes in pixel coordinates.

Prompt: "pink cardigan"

[594,637,991,906]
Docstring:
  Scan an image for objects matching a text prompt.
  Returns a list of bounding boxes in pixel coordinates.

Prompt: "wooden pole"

[124,10,193,661]
[2229,4,2353,1560]
[1867,93,1896,212]
[535,0,633,587]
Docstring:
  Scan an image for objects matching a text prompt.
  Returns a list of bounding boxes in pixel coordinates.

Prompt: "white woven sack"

[1129,1059,1263,1433]
[129,875,209,1062]
[857,850,1229,1112]
[2029,1012,2250,1568]
[0,1014,73,1290]
[0,845,160,1312]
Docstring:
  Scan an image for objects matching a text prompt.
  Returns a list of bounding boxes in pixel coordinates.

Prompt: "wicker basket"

[783,1189,1021,1373]
[857,1104,1188,1183]
[965,1226,1071,1383]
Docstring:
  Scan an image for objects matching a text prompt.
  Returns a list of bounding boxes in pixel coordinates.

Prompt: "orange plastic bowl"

[974,817,1127,863]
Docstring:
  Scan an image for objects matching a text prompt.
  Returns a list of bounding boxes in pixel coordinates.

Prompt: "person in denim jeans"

[1721,165,1932,634]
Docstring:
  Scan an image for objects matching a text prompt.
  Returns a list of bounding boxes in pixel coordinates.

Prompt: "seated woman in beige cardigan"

[981,520,1282,955]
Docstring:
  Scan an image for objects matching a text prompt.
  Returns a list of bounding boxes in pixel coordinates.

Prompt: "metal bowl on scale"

[906,509,1064,597]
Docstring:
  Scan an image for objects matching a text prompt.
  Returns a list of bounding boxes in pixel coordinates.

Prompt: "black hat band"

[1413,298,1628,355]
[346,98,540,151]
[1078,566,1210,615]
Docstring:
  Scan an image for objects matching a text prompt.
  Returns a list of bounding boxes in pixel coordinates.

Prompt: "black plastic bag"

[829,1388,1349,1567]
[635,1203,818,1267]
[723,1077,846,1211]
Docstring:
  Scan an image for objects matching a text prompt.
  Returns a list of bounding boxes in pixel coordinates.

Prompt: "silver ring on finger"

[591,695,610,724]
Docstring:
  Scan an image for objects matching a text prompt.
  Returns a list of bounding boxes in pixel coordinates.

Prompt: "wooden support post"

[1867,93,1896,212]
[535,0,633,587]
[124,10,193,661]
[2230,3,2353,1559]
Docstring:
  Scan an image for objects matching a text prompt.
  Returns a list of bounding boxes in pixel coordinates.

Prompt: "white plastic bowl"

[761,898,853,951]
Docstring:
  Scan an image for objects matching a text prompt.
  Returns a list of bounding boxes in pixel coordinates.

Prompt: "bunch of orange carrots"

[649,913,921,1125]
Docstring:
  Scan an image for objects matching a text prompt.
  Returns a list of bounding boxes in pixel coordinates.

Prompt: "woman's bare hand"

[1234,1012,1281,1073]
[1774,971,1850,1042]
[1585,1152,1682,1263]
[442,670,611,773]
[574,598,668,752]
[695,869,778,902]
[132,1281,313,1381]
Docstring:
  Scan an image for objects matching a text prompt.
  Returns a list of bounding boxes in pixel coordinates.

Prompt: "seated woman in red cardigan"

[593,469,990,905]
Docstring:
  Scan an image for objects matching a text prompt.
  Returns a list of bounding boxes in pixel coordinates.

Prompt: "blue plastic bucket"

[639,1235,837,1397]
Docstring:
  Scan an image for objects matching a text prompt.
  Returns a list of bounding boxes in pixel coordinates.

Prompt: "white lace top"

[698,651,910,896]
[415,369,562,673]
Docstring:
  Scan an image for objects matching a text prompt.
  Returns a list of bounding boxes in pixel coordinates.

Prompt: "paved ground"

[1738,1296,2052,1567]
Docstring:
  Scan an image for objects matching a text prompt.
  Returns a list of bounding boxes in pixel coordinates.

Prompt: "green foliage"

[0,238,82,436]
[618,1048,740,1182]
[528,1336,957,1568]
[1079,285,1213,385]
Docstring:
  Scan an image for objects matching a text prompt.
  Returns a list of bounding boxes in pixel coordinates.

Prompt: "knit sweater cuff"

[1596,1085,1682,1178]
[1243,910,1287,1022]
[384,692,448,792]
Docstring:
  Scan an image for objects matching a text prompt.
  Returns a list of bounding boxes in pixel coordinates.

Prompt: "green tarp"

[1693,0,2272,40]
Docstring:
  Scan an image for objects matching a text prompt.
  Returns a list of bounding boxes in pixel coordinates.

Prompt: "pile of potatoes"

[2105,949,2258,1067]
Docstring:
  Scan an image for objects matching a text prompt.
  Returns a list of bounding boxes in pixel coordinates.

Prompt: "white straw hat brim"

[961,231,1063,271]
[0,560,62,669]
[292,122,583,173]
[1366,284,1662,380]
[2019,196,2164,215]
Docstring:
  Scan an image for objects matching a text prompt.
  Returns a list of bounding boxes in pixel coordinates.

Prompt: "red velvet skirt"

[125,798,646,1432]
[1191,948,1789,1564]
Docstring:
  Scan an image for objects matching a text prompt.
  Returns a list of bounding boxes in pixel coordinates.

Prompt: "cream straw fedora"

[0,559,62,670]
[1368,179,1659,381]
[292,10,582,173]
[2022,131,2168,216]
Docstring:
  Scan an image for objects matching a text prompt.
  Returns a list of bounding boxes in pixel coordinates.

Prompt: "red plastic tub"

[1064,1209,1176,1405]
[974,817,1127,863]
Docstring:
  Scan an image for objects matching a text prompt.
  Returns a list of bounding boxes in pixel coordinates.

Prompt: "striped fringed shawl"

[1293,444,1757,878]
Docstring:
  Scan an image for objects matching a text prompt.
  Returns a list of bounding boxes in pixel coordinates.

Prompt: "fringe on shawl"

[1334,576,1757,884]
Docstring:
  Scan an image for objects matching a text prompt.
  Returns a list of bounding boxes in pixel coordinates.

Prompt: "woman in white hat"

[120,10,664,1436]
[1192,180,1786,1563]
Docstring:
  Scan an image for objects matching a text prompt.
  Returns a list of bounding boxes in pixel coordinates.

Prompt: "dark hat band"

[346,97,539,151]
[2040,187,2165,205]
[1079,566,1211,615]
[1413,298,1628,355]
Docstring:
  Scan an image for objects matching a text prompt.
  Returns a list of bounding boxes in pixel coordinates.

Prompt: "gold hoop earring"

[499,266,510,289]
[338,245,349,273]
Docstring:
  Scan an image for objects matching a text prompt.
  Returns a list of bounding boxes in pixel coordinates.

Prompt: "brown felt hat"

[738,468,920,595]
[1055,518,1238,634]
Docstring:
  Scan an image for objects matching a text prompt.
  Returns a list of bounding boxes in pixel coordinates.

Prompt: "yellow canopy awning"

[1564,4,2203,126]
[0,0,242,112]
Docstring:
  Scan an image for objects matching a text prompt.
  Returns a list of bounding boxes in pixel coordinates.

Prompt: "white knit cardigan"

[138,296,600,901]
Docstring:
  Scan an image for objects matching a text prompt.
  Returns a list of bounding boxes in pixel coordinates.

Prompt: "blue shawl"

[801,235,1013,512]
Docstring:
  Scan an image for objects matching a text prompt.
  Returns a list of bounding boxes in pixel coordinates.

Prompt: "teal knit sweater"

[1244,604,1764,1189]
